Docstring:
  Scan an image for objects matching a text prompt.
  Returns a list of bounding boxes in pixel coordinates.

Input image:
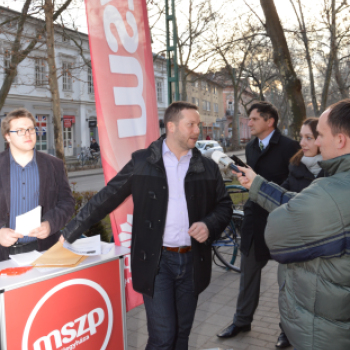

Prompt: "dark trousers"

[233,243,268,326]
[143,249,198,350]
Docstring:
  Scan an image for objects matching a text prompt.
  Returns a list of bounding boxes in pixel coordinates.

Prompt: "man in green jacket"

[234,99,350,350]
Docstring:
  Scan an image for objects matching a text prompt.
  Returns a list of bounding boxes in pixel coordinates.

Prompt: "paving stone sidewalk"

[126,259,283,350]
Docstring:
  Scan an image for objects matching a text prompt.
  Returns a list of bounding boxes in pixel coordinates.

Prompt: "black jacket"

[241,129,300,261]
[281,162,324,193]
[62,137,232,297]
[0,150,75,261]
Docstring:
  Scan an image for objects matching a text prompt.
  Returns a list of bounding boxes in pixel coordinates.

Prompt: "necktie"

[259,141,264,151]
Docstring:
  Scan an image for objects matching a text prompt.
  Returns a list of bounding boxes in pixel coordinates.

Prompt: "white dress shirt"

[259,130,275,149]
[162,139,192,247]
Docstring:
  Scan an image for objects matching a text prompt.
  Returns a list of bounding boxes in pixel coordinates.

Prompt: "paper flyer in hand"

[15,206,42,236]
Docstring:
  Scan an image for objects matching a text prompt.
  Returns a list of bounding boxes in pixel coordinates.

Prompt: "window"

[156,80,163,103]
[214,103,219,113]
[202,100,207,110]
[4,49,17,83]
[35,115,48,152]
[192,97,199,106]
[35,58,46,86]
[88,66,94,94]
[62,33,70,43]
[62,62,73,91]
[6,20,18,30]
[207,101,211,111]
[207,84,211,92]
[201,80,206,90]
[213,86,217,94]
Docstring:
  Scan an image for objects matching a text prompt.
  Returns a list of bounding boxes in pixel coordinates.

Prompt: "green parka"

[249,154,350,350]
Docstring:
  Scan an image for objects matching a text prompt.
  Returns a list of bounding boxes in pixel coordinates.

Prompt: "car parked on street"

[195,140,224,157]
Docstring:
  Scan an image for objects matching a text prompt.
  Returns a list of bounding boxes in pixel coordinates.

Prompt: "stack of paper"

[10,250,42,266]
[63,235,101,255]
[31,242,86,268]
[63,235,114,256]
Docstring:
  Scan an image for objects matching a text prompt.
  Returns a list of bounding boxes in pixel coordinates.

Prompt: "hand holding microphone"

[211,151,257,190]
[211,151,246,175]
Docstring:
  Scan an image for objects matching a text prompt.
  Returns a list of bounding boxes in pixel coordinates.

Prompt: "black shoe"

[276,332,291,348]
[217,323,251,338]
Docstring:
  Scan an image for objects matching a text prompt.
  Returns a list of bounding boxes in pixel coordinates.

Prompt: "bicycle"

[78,147,101,166]
[212,184,248,273]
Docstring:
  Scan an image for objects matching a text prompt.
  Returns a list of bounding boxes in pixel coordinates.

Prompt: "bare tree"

[0,0,74,111]
[44,0,65,172]
[259,0,306,137]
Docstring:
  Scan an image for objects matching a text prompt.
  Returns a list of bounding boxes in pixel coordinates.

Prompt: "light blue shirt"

[259,130,275,149]
[9,149,39,244]
[162,140,192,247]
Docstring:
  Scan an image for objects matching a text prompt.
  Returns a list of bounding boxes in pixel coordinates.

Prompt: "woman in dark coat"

[276,117,324,348]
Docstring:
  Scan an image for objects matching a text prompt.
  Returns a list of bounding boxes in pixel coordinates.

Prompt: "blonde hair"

[1,108,36,138]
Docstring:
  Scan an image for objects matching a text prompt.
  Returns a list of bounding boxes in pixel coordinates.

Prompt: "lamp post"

[165,0,179,103]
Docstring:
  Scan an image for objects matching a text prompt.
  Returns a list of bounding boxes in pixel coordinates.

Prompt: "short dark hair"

[327,99,350,138]
[247,101,279,129]
[164,101,198,133]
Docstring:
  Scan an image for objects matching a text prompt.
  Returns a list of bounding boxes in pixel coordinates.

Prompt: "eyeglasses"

[9,127,36,137]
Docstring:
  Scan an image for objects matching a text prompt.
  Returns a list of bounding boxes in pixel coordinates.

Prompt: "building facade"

[0,7,168,156]
[177,70,225,140]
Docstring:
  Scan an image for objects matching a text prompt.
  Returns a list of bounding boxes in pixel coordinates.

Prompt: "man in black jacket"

[61,101,232,350]
[217,102,299,345]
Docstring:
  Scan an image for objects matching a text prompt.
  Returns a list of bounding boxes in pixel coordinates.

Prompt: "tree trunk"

[44,0,67,175]
[334,52,349,99]
[260,0,306,137]
[181,67,188,101]
[320,0,336,112]
[295,0,320,116]
[232,89,240,149]
[230,68,240,149]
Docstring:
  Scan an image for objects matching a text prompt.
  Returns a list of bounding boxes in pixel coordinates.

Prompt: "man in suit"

[0,108,75,261]
[217,101,300,345]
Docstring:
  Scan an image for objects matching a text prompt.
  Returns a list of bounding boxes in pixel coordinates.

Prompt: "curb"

[68,167,104,179]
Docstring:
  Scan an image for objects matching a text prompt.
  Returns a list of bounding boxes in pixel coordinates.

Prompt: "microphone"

[211,151,245,175]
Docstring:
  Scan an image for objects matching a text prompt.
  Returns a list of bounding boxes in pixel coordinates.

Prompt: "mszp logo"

[33,307,104,350]
[22,279,113,350]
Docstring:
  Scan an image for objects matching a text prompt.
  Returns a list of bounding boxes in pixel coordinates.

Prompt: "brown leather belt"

[163,246,191,254]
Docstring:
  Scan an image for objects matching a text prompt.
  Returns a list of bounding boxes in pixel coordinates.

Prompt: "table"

[0,245,130,350]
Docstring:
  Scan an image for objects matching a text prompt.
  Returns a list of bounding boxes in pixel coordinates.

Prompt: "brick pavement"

[126,259,284,350]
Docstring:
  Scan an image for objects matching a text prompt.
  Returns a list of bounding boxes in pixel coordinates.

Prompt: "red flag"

[85,0,159,311]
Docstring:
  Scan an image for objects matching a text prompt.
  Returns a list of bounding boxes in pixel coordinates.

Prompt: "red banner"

[84,0,159,311]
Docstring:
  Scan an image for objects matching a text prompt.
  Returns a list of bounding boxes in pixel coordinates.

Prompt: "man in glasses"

[0,108,74,261]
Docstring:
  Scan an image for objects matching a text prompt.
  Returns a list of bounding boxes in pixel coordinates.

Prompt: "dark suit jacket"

[0,150,75,261]
[241,129,300,261]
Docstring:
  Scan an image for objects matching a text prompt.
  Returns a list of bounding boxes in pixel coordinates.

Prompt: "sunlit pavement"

[127,259,282,350]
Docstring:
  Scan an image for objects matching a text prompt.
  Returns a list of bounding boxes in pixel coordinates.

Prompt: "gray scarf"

[301,154,323,176]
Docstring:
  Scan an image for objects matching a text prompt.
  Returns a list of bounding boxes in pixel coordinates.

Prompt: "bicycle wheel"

[80,154,86,166]
[212,210,243,272]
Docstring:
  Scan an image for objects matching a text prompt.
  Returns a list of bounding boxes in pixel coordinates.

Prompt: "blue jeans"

[143,249,198,350]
